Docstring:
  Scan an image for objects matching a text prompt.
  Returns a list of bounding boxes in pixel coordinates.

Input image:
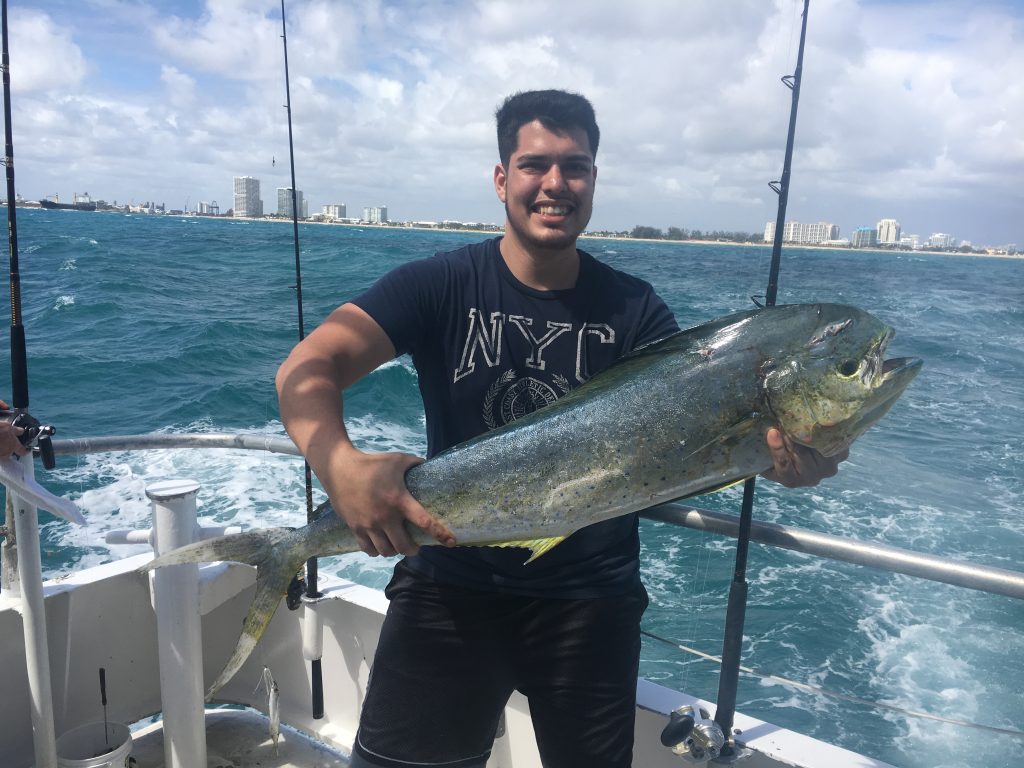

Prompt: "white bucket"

[55,721,133,768]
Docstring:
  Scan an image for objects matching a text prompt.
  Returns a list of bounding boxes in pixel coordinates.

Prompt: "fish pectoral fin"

[490,536,568,564]
[718,415,760,446]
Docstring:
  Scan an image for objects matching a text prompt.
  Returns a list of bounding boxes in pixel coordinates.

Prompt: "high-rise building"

[233,176,262,218]
[928,232,955,249]
[323,204,347,219]
[877,218,901,245]
[851,227,878,248]
[803,222,840,243]
[363,206,389,224]
[277,187,305,219]
[766,220,839,244]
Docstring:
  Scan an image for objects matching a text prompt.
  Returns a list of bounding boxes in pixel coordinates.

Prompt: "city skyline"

[4,1,1023,246]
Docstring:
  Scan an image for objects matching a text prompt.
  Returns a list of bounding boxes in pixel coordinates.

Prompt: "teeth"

[537,205,569,215]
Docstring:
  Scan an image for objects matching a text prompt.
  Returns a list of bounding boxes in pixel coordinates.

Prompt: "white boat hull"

[0,553,896,768]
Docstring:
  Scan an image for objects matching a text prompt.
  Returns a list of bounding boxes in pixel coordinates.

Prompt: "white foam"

[42,418,424,588]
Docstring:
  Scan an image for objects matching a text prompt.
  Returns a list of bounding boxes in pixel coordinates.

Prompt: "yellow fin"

[489,536,567,564]
[680,475,753,499]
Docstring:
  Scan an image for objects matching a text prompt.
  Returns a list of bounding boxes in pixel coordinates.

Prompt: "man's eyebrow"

[514,152,593,163]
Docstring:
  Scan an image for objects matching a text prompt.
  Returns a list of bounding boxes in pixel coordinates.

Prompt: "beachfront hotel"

[233,176,263,218]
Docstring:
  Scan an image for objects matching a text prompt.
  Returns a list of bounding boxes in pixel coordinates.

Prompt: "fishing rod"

[2,3,65,764]
[1,0,55,470]
[278,0,325,721]
[713,0,811,753]
[2,0,26,409]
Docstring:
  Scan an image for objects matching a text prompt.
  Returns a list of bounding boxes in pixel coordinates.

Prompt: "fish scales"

[146,303,922,697]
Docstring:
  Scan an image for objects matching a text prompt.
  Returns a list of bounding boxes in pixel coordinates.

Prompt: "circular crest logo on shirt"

[483,370,570,430]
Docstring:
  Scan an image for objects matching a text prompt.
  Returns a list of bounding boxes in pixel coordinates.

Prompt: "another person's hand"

[323,448,455,558]
[0,399,29,458]
[760,428,847,488]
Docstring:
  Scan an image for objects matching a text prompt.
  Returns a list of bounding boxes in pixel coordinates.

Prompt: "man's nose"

[541,165,567,192]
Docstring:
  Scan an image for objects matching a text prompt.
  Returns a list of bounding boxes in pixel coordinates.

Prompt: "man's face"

[494,120,597,253]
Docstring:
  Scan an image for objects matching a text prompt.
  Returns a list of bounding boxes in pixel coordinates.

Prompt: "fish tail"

[142,527,306,699]
[203,544,306,699]
[142,528,294,571]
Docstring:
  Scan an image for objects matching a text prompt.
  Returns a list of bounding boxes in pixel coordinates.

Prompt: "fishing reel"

[661,704,725,765]
[2,409,57,469]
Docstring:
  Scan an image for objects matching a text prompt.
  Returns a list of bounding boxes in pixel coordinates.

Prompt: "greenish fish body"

[147,303,921,697]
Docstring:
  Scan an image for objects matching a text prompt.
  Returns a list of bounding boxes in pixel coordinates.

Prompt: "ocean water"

[3,208,1022,767]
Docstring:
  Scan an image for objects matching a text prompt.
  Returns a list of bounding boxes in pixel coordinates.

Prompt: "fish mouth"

[864,328,921,389]
[881,355,922,381]
[872,327,921,393]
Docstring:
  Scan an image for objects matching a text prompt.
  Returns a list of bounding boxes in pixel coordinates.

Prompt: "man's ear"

[494,162,508,203]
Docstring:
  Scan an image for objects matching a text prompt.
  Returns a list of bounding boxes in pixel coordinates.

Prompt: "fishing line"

[642,629,1024,739]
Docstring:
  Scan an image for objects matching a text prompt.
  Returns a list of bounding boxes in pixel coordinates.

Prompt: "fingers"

[329,450,456,558]
[12,426,29,457]
[403,495,456,548]
[1,422,28,457]
[762,428,846,488]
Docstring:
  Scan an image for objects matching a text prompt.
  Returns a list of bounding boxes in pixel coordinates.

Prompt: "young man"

[276,90,844,768]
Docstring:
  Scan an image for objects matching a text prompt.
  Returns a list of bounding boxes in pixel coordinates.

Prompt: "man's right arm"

[275,303,455,557]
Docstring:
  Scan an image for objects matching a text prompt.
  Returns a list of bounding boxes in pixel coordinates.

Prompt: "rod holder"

[146,479,208,768]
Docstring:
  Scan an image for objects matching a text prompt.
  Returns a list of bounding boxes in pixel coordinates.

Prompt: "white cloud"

[8,8,88,93]
[161,65,196,108]
[3,0,1021,244]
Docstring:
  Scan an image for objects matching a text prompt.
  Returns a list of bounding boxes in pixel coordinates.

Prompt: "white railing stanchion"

[147,479,208,768]
[10,459,58,768]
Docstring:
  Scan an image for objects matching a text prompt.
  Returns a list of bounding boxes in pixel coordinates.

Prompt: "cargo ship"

[38,192,97,211]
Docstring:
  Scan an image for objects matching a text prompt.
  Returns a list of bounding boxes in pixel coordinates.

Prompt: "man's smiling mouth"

[534,204,571,216]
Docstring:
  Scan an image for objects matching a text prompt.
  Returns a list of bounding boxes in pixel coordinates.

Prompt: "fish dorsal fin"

[489,536,567,564]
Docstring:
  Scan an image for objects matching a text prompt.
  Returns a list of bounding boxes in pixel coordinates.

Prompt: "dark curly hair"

[495,90,600,167]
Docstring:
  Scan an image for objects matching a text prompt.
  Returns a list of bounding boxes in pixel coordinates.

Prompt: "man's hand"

[0,399,29,457]
[760,428,847,488]
[324,448,456,558]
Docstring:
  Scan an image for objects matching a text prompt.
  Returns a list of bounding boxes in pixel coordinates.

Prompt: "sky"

[4,0,1023,246]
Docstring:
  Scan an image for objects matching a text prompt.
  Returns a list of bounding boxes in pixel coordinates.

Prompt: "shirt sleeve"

[349,256,446,356]
[632,288,680,350]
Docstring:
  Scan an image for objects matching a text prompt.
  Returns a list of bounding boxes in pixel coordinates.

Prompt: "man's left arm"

[761,428,848,488]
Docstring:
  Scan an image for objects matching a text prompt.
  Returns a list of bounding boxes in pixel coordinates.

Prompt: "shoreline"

[218,215,1024,260]
[18,204,1021,259]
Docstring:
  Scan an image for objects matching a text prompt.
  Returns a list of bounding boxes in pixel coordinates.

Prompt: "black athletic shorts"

[351,560,648,768]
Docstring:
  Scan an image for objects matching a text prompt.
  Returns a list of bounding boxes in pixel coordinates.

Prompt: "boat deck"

[129,709,351,768]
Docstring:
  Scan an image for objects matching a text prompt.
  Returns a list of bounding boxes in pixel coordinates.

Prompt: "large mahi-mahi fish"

[147,303,921,697]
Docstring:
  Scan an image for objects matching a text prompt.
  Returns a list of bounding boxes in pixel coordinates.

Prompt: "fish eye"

[838,360,859,377]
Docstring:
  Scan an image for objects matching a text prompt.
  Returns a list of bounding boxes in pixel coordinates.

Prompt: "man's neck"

[499,230,580,291]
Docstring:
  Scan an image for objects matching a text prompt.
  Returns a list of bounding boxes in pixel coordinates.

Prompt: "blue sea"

[3,208,1022,768]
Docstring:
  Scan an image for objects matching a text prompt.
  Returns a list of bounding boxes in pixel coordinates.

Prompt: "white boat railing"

[3,431,1022,768]
[44,432,1024,602]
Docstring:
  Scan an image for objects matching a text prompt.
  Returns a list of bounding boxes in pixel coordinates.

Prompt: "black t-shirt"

[352,237,679,597]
